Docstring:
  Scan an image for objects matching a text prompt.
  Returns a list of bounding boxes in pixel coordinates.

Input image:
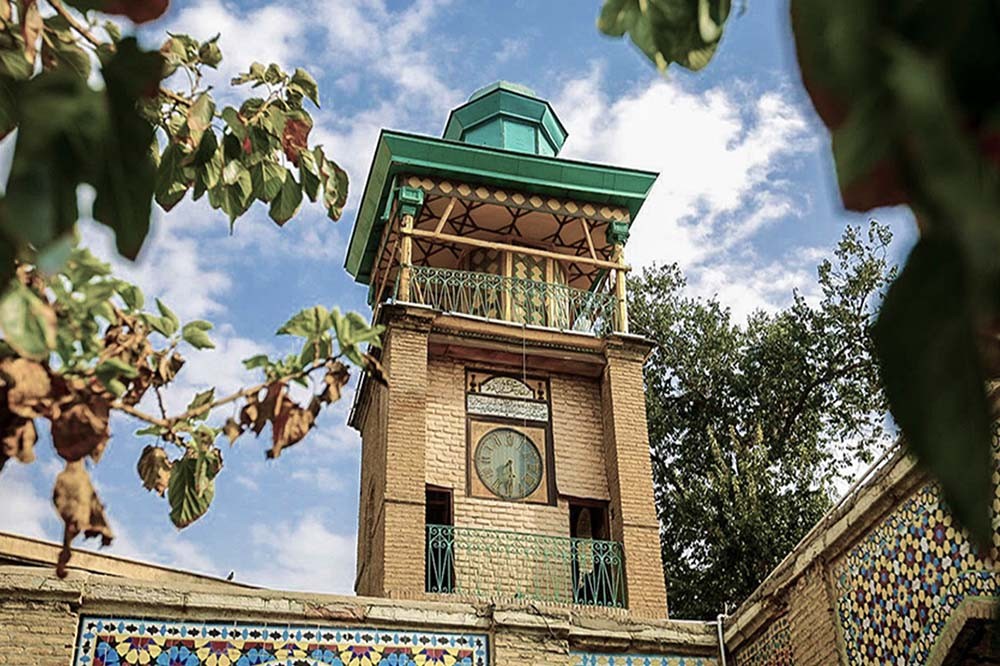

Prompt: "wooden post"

[613,244,628,334]
[397,213,415,302]
[545,258,556,328]
[502,250,513,322]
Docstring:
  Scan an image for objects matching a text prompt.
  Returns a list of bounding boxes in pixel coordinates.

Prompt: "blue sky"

[0,0,917,595]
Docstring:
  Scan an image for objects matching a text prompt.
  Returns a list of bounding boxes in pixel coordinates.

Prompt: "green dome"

[442,81,568,156]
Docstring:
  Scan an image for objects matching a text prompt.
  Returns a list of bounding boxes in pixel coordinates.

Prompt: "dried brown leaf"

[0,358,51,417]
[281,115,312,165]
[20,0,41,65]
[0,415,35,472]
[364,353,388,387]
[267,400,315,459]
[136,444,171,496]
[51,396,110,462]
[222,417,243,446]
[52,461,114,578]
[154,350,185,386]
[320,361,350,404]
[252,381,284,435]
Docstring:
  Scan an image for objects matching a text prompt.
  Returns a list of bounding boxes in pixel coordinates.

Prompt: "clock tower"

[346,82,668,617]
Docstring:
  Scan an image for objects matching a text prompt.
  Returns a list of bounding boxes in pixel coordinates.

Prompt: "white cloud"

[80,209,232,322]
[242,511,356,593]
[166,0,306,83]
[155,325,269,413]
[555,66,818,316]
[0,463,57,540]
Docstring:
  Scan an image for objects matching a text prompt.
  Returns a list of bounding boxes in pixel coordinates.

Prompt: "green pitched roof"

[344,130,658,286]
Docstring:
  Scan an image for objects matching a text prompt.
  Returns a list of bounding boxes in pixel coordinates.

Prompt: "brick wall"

[425,357,610,535]
[355,374,387,596]
[600,337,668,618]
[550,374,610,501]
[0,598,76,666]
[0,566,718,666]
[787,563,839,665]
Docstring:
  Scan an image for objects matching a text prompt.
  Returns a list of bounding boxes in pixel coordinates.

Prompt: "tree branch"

[47,0,103,49]
[109,356,338,431]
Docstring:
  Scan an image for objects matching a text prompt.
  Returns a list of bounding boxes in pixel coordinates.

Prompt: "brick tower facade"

[346,82,668,617]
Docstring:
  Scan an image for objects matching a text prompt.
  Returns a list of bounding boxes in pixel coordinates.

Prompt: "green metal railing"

[398,265,616,336]
[425,524,627,608]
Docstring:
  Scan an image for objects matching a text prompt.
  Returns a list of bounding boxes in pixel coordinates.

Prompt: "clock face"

[474,428,543,500]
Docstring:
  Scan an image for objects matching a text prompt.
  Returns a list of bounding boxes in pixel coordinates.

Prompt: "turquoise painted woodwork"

[396,264,617,336]
[443,81,566,156]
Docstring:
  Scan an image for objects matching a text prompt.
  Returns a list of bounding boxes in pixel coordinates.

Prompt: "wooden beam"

[374,230,400,306]
[397,214,415,301]
[408,228,628,271]
[579,218,598,261]
[434,197,457,234]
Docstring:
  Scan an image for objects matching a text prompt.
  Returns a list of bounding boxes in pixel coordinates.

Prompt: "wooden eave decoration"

[344,130,658,291]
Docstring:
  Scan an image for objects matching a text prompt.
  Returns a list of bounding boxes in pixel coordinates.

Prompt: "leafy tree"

[600,0,1000,549]
[629,221,895,619]
[0,1,377,575]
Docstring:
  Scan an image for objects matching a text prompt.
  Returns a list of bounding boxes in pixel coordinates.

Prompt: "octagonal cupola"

[442,81,568,156]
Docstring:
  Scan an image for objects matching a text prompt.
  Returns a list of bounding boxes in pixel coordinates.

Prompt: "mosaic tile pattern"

[571,652,718,665]
[833,444,1000,665]
[733,615,793,666]
[73,617,488,666]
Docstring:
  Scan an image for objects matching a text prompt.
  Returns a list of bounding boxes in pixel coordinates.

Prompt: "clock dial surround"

[474,428,543,500]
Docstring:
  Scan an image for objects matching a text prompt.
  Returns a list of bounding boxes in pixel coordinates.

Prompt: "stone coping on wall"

[723,441,923,653]
[0,566,718,656]
[0,531,247,588]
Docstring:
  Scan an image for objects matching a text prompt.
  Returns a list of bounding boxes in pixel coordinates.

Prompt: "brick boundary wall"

[0,565,718,666]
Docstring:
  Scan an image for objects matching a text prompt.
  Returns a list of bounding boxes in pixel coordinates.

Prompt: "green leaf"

[167,449,221,528]
[299,149,320,202]
[96,357,140,379]
[221,107,246,140]
[197,34,222,68]
[222,159,251,190]
[242,354,270,370]
[104,20,122,43]
[278,305,330,339]
[184,93,215,151]
[3,69,104,251]
[92,38,163,260]
[299,334,332,366]
[231,61,266,86]
[268,169,303,226]
[155,143,191,211]
[0,282,56,360]
[0,77,17,140]
[135,424,167,437]
[155,298,180,336]
[139,313,171,337]
[874,236,993,545]
[117,283,144,310]
[290,67,320,106]
[264,63,285,84]
[41,35,92,80]
[597,0,732,72]
[182,320,215,349]
[186,387,215,418]
[320,154,348,221]
[251,160,285,203]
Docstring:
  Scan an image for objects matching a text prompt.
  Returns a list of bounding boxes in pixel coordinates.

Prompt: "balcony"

[398,265,618,337]
[425,525,627,608]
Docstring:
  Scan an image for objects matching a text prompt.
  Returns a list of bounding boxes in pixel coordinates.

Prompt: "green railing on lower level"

[398,264,617,336]
[425,524,627,608]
